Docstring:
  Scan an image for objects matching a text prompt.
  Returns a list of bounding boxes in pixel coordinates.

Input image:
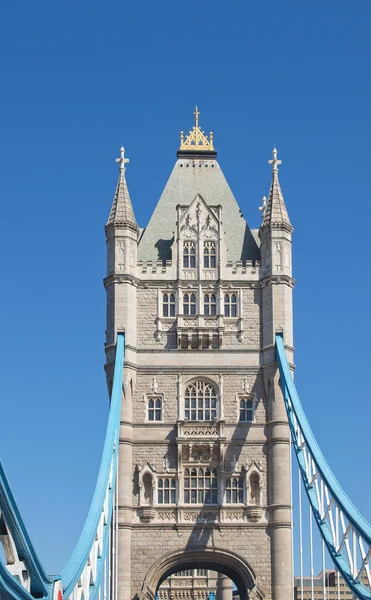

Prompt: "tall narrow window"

[239,398,254,422]
[225,477,244,503]
[163,293,175,317]
[204,293,217,316]
[184,381,217,420]
[249,473,260,505]
[142,473,153,505]
[203,241,216,268]
[158,478,176,504]
[183,293,196,315]
[148,398,162,421]
[184,467,218,504]
[224,293,238,317]
[183,241,196,268]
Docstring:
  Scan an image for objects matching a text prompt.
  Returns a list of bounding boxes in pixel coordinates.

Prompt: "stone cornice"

[103,274,139,287]
[259,222,294,236]
[259,274,295,288]
[105,221,139,235]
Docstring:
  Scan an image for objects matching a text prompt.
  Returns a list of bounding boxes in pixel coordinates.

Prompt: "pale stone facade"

[104,120,294,600]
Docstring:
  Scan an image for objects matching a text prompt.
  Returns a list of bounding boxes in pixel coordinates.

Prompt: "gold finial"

[179,107,214,151]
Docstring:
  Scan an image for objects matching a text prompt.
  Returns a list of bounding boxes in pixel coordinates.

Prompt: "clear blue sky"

[0,0,370,577]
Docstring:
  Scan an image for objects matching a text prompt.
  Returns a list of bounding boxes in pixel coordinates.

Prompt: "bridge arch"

[140,547,261,600]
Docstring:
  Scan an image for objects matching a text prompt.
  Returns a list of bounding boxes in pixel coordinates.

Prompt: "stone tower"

[104,110,294,600]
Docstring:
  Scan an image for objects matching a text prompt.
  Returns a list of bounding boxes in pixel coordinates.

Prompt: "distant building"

[294,570,367,600]
[158,570,233,600]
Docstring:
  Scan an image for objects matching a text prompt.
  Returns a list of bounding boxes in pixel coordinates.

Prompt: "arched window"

[142,473,153,505]
[183,241,196,268]
[183,467,218,504]
[163,293,175,317]
[225,477,244,503]
[183,293,196,316]
[224,293,237,317]
[158,478,176,504]
[203,241,216,268]
[249,473,261,505]
[204,293,217,316]
[184,381,217,420]
[148,397,162,421]
[239,398,254,422]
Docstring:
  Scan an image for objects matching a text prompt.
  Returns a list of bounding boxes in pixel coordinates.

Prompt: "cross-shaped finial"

[115,145,129,172]
[268,147,282,172]
[258,196,267,215]
[194,106,200,128]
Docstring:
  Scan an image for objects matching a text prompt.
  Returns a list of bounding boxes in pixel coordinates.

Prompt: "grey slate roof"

[106,168,137,227]
[138,158,260,263]
[261,170,291,230]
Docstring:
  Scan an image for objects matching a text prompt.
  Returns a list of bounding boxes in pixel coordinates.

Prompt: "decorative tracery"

[183,467,218,504]
[184,381,217,421]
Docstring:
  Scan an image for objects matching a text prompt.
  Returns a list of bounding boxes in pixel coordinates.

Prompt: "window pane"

[190,255,196,268]
[210,255,216,268]
[224,304,230,317]
[170,304,175,317]
[158,490,163,503]
[231,304,237,317]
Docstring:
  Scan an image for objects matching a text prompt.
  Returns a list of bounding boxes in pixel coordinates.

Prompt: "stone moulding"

[177,420,223,438]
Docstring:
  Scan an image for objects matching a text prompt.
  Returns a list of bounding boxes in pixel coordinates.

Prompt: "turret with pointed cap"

[259,146,294,347]
[260,148,292,233]
[104,144,139,355]
[106,146,138,232]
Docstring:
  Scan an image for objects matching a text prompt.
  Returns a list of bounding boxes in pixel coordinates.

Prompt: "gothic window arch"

[224,293,238,317]
[183,241,196,268]
[249,472,261,506]
[184,467,218,504]
[139,468,155,507]
[147,397,162,421]
[204,293,217,316]
[183,292,196,315]
[237,393,257,423]
[184,381,218,421]
[203,240,216,268]
[157,477,176,504]
[225,477,244,504]
[162,292,175,317]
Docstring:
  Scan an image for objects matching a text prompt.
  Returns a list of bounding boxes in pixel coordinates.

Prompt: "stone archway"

[139,547,264,600]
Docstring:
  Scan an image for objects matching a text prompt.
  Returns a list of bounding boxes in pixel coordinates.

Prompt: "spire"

[106,146,138,231]
[260,148,292,233]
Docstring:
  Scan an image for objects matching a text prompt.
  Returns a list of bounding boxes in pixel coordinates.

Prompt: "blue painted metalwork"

[0,333,125,600]
[61,332,125,599]
[0,460,55,599]
[276,334,371,600]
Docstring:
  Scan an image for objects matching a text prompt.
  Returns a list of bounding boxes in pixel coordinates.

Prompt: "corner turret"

[259,148,294,348]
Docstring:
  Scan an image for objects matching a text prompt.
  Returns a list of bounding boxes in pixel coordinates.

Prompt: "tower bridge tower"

[104,110,294,600]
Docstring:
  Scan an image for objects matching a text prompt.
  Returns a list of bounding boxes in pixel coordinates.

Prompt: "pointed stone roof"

[260,148,292,232]
[106,146,138,231]
[138,156,260,263]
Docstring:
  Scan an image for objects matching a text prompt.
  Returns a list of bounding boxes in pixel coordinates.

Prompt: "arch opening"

[141,548,258,600]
